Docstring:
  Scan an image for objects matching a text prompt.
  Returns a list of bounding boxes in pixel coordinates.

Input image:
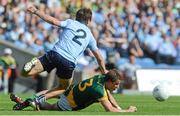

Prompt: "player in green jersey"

[10,69,137,112]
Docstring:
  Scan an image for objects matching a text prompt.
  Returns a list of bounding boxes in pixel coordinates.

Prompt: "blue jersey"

[52,19,98,64]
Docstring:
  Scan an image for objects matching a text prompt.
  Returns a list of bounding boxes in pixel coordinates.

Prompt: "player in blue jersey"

[22,6,107,94]
[11,69,137,112]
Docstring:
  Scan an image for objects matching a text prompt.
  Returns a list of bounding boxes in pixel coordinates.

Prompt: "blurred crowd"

[0,0,179,66]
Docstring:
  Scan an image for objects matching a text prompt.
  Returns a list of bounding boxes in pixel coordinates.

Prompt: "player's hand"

[127,106,137,112]
[104,69,108,74]
[27,6,38,14]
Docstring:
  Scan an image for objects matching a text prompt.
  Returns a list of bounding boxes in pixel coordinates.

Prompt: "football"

[152,84,169,102]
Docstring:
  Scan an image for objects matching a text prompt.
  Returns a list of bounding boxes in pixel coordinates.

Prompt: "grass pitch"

[0,94,180,115]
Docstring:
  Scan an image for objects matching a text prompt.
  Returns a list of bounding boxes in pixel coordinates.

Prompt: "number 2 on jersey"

[78,79,93,92]
[72,29,87,46]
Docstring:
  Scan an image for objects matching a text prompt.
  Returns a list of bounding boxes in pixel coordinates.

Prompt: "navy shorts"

[39,50,75,79]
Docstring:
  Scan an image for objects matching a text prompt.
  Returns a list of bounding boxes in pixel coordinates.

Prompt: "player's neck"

[78,20,87,25]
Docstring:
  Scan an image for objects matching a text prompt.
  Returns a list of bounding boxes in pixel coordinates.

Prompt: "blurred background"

[0,0,179,95]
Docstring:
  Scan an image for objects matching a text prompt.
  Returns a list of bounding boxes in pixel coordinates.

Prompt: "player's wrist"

[117,106,121,110]
[126,108,134,112]
[126,106,137,112]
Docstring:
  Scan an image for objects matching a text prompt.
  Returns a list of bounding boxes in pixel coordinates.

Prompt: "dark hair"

[105,69,123,82]
[76,8,92,24]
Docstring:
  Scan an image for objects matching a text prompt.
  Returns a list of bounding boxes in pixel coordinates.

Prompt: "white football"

[152,85,169,102]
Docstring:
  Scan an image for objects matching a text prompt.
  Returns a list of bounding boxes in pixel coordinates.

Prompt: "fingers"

[132,106,137,112]
[127,106,137,112]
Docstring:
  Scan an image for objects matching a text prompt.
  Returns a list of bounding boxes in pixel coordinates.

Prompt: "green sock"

[26,94,38,101]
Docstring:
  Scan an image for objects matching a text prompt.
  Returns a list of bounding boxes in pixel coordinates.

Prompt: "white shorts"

[57,94,72,111]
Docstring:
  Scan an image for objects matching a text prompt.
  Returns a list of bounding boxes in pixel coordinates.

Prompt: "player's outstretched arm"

[27,6,61,26]
[91,50,108,74]
[100,100,137,112]
[106,90,121,109]
[100,99,120,112]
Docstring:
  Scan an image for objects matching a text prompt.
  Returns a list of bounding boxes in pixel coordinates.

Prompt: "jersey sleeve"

[93,87,108,102]
[58,19,72,28]
[87,36,98,51]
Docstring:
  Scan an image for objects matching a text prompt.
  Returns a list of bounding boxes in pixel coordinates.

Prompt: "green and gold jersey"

[64,75,108,110]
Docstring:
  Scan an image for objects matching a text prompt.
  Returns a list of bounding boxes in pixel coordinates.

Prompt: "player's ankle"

[35,95,46,104]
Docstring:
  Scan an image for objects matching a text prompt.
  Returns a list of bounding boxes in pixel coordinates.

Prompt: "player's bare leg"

[38,102,59,111]
[41,78,72,97]
[35,90,49,96]
[44,89,65,99]
[34,78,72,103]
[38,78,72,100]
[11,89,65,111]
[22,58,44,76]
[31,79,70,105]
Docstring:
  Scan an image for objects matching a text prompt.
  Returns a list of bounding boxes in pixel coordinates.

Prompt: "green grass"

[0,94,180,115]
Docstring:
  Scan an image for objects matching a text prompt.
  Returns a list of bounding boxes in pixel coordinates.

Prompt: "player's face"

[87,19,91,26]
[106,80,120,91]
